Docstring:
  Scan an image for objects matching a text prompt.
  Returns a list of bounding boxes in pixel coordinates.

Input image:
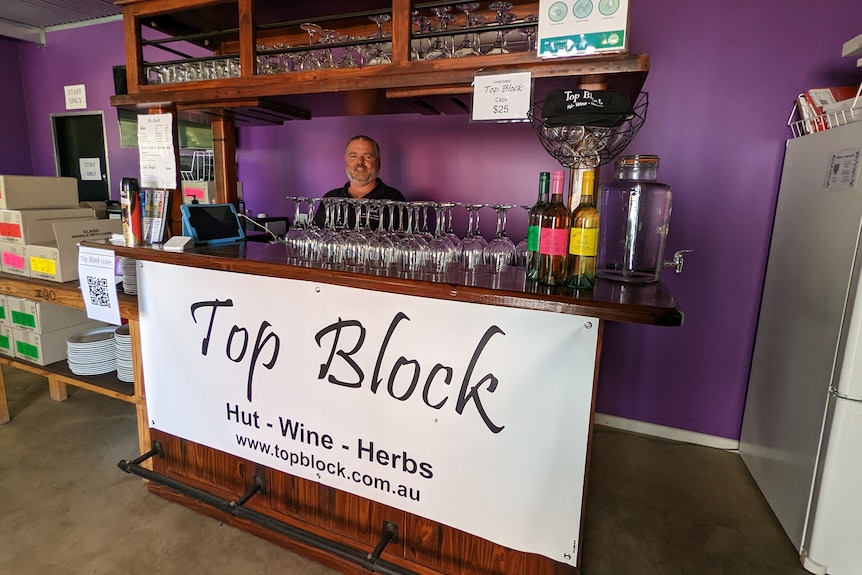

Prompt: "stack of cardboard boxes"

[0,175,122,282]
[0,295,108,366]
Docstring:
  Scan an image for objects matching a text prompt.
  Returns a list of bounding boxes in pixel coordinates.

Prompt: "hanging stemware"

[484,204,517,273]
[486,2,514,55]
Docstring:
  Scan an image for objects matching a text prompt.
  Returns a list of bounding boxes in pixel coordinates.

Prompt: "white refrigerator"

[741,120,862,575]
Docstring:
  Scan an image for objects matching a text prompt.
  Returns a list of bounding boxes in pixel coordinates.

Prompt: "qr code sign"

[87,275,111,307]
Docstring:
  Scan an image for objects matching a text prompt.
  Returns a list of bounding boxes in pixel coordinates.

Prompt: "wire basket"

[527,92,649,168]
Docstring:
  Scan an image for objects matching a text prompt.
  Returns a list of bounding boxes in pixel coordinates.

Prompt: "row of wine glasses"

[146,4,540,85]
[414,3,538,60]
[284,197,526,277]
[146,57,240,85]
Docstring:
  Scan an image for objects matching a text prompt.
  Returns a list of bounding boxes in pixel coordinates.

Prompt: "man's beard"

[348,168,377,186]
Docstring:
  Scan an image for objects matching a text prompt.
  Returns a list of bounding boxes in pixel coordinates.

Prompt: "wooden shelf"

[0,272,138,321]
[112,0,648,121]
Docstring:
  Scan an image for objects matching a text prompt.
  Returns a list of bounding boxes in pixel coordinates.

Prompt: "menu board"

[137,113,177,190]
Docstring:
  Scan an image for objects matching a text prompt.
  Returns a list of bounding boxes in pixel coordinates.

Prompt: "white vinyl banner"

[138,262,599,566]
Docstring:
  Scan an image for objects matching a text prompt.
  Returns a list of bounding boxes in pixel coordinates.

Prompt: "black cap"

[541,89,634,127]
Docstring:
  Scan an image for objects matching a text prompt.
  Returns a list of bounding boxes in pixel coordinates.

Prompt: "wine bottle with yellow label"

[566,170,599,289]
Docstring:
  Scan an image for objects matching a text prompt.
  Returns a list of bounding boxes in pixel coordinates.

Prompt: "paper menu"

[138,113,177,190]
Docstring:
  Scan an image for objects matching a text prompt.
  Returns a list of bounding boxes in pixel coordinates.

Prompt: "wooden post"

[212,116,238,206]
[0,365,9,424]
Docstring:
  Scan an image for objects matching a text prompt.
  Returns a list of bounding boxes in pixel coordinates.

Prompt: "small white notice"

[472,72,532,122]
[64,84,87,110]
[78,246,121,325]
[79,158,101,181]
[825,149,861,191]
[138,113,177,190]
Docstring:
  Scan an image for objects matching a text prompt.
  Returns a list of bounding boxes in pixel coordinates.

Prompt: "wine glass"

[397,202,428,275]
[285,196,305,263]
[425,8,455,60]
[300,197,322,262]
[513,204,533,267]
[485,204,516,273]
[454,3,482,58]
[486,2,514,55]
[369,14,392,38]
[411,14,433,60]
[458,203,487,272]
[342,199,369,267]
[366,200,396,270]
[337,38,363,68]
[426,202,459,276]
[317,29,339,69]
[365,43,392,66]
[519,14,539,53]
[317,198,343,266]
[298,22,322,70]
[444,203,461,247]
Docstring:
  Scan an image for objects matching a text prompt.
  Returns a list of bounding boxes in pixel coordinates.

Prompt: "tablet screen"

[181,204,245,245]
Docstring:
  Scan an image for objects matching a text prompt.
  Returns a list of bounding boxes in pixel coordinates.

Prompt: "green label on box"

[11,310,36,328]
[0,308,5,320]
[0,335,8,349]
[16,340,39,359]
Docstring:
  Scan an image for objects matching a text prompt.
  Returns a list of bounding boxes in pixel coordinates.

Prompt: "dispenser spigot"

[664,249,693,274]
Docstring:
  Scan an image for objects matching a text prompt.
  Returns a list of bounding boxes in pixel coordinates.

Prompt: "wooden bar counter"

[100,241,682,326]
[89,240,682,575]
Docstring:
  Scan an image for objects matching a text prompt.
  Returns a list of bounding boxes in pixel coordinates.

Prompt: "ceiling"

[0,0,121,44]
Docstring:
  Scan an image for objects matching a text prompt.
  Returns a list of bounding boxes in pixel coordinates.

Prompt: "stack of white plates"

[115,324,134,383]
[66,326,117,376]
[121,258,138,295]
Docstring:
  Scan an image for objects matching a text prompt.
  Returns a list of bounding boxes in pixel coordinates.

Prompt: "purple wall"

[16,20,140,196]
[0,37,33,174]
[12,2,862,439]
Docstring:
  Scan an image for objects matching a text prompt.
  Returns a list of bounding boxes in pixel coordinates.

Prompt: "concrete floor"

[0,366,810,575]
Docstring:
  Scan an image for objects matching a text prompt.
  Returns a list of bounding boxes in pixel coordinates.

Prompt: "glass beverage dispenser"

[597,155,684,283]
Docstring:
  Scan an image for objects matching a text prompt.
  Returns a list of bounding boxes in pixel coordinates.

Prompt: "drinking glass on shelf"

[318,29,339,69]
[513,204,533,267]
[365,42,392,66]
[369,14,392,38]
[485,204,516,273]
[519,14,539,52]
[285,196,304,262]
[425,8,455,60]
[426,202,458,275]
[397,202,428,274]
[411,14,433,60]
[444,203,461,247]
[343,199,369,267]
[298,22,322,71]
[299,198,321,262]
[366,200,396,270]
[337,39,364,68]
[458,203,488,271]
[317,198,343,266]
[454,3,482,58]
[486,2,514,55]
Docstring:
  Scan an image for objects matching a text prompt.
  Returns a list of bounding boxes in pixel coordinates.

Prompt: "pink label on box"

[186,187,205,200]
[3,252,24,270]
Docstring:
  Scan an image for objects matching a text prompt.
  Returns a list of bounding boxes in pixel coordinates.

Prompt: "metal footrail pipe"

[118,449,412,575]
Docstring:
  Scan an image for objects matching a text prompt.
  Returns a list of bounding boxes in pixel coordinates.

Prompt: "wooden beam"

[212,116,238,206]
